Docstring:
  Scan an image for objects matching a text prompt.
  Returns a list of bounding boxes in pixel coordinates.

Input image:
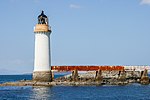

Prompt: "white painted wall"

[34,32,51,71]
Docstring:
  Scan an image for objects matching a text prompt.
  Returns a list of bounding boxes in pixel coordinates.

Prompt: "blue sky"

[0,0,150,74]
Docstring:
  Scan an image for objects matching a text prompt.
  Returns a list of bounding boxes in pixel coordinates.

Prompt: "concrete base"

[33,71,52,82]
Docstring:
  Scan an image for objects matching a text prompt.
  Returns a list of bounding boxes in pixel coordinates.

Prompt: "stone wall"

[33,71,52,82]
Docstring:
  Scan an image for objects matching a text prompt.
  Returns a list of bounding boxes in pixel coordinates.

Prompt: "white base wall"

[34,32,51,71]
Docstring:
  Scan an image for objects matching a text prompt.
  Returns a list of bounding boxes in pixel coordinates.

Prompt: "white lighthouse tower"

[33,11,52,82]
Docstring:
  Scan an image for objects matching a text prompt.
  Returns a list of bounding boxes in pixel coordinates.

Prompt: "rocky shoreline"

[0,80,140,87]
[0,81,105,87]
[0,69,149,87]
[0,78,148,87]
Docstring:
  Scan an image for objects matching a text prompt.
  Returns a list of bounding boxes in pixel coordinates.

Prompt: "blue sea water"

[0,75,150,100]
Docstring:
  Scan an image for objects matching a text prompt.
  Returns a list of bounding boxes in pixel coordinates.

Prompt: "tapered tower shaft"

[33,11,52,82]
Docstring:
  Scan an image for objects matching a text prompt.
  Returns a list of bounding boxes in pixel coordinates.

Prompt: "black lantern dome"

[38,11,48,24]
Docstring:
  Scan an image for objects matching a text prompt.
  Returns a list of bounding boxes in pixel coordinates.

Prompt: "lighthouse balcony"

[34,24,51,33]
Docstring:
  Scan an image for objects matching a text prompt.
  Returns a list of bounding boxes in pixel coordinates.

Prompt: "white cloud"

[10,0,40,3]
[69,4,81,9]
[9,0,18,2]
[34,0,40,3]
[140,0,150,5]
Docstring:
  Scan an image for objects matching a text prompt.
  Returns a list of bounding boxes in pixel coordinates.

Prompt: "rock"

[95,70,103,84]
[72,70,79,81]
[118,70,126,82]
[140,69,149,85]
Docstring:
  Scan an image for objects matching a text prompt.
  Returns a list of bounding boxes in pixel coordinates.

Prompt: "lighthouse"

[33,11,52,82]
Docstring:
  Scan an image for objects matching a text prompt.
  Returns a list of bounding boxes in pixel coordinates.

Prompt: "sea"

[0,75,150,100]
